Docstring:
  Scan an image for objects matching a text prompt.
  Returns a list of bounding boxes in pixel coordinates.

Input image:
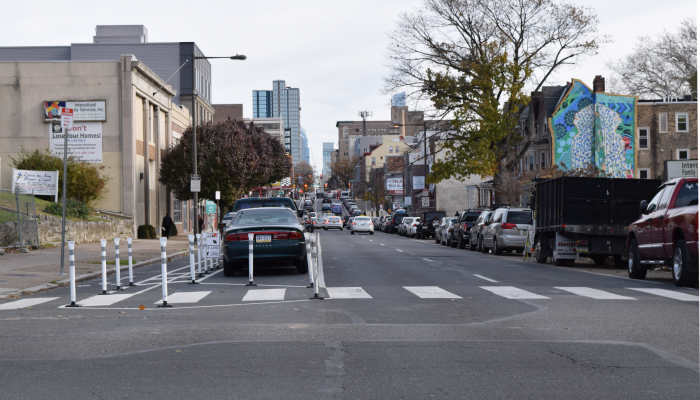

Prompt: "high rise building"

[323,142,334,180]
[300,127,310,164]
[253,80,302,163]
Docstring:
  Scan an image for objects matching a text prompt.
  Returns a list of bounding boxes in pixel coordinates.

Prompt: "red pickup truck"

[627,177,698,287]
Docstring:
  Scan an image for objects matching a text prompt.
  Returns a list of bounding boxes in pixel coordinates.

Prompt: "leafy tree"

[159,119,291,206]
[327,156,360,189]
[11,148,109,205]
[383,0,607,202]
[607,19,697,99]
[293,161,315,189]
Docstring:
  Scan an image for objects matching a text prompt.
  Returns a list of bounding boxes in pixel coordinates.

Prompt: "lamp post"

[190,52,246,239]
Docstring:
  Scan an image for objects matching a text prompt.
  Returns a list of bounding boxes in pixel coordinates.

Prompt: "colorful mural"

[549,80,637,178]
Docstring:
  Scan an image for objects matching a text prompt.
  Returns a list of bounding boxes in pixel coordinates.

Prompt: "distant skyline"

[2,0,695,172]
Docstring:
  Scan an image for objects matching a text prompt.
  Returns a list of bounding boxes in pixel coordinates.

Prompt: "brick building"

[636,97,698,179]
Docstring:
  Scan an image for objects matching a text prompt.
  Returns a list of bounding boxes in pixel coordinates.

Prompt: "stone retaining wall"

[0,214,134,247]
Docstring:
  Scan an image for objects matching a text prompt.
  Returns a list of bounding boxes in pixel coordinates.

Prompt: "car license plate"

[256,235,271,243]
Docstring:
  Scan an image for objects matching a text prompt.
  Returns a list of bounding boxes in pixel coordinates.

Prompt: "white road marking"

[155,291,211,304]
[380,244,385,246]
[628,288,698,302]
[242,289,286,301]
[404,286,462,299]
[0,297,60,310]
[423,258,434,262]
[396,249,404,252]
[474,274,498,283]
[78,293,136,306]
[480,286,549,300]
[555,287,636,300]
[326,287,373,299]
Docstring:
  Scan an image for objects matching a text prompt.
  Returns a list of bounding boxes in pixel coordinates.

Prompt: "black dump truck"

[533,177,661,267]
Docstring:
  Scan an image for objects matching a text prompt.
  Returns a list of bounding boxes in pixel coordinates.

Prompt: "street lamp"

[190,52,246,238]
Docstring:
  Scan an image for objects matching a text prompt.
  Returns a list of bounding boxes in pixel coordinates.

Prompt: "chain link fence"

[0,189,40,248]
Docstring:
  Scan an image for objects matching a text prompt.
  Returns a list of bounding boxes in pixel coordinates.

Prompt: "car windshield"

[233,209,297,225]
[674,181,698,207]
[235,199,294,211]
[506,211,532,224]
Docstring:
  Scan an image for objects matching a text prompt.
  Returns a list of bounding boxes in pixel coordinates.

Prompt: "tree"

[159,119,291,206]
[327,156,360,189]
[362,168,388,214]
[383,0,607,201]
[607,19,697,99]
[293,161,315,190]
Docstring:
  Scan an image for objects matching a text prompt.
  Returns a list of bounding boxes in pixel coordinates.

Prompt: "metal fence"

[0,189,40,248]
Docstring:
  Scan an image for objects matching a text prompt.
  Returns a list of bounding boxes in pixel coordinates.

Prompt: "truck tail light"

[501,223,517,230]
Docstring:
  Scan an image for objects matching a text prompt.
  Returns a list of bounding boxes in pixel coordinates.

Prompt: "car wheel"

[480,237,489,254]
[295,255,309,274]
[457,235,466,249]
[324,228,327,231]
[492,239,502,255]
[534,238,548,264]
[417,232,422,239]
[370,231,374,235]
[351,230,355,235]
[469,235,477,251]
[627,238,646,280]
[223,257,236,277]
[672,239,696,287]
[450,235,457,248]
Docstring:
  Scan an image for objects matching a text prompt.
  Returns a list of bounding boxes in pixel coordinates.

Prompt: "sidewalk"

[0,234,196,300]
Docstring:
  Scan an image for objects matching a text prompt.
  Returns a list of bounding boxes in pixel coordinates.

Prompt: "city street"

[0,202,697,399]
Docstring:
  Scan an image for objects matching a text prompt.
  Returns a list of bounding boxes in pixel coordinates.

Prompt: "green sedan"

[222,208,308,277]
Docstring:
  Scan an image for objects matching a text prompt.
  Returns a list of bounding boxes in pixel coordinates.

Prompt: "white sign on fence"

[49,122,103,163]
[421,197,430,207]
[404,196,412,206]
[11,169,59,202]
[204,232,220,246]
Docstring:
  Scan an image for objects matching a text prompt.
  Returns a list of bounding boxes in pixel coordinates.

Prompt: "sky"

[3,0,696,172]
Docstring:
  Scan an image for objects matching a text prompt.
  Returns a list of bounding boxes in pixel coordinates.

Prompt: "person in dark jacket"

[162,213,174,238]
[198,215,204,233]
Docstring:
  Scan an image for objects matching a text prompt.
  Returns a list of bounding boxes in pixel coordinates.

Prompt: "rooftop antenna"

[358,110,373,137]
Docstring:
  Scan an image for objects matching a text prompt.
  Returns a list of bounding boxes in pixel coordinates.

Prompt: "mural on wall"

[549,80,637,178]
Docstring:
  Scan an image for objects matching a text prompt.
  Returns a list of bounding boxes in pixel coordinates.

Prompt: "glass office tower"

[253,80,301,164]
[252,90,272,118]
[300,127,310,164]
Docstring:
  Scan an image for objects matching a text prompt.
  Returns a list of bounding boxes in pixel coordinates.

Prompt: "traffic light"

[320,174,323,179]
[304,184,308,188]
[324,183,328,188]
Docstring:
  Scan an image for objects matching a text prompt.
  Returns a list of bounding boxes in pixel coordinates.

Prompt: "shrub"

[11,148,109,206]
[137,224,156,239]
[44,199,91,220]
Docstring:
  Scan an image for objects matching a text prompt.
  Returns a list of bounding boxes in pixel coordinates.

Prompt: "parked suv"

[451,210,482,249]
[469,210,494,252]
[387,210,408,234]
[482,208,532,255]
[416,211,447,239]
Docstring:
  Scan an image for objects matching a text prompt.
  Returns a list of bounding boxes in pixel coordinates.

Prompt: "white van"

[340,190,350,199]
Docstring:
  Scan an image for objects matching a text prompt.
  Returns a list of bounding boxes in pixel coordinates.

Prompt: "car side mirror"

[639,200,648,214]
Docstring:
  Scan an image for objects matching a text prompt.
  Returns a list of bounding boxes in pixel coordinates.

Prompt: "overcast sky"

[4,0,696,172]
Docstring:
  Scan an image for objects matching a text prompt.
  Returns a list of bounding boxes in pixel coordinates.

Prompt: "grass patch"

[0,192,110,223]
[50,280,57,284]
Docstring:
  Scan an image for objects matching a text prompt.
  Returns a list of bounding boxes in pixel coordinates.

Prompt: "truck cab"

[628,178,698,286]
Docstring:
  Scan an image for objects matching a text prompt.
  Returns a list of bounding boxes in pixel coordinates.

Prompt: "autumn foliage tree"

[159,119,291,206]
[327,156,360,189]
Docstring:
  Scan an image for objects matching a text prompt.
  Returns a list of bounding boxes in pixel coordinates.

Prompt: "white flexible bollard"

[245,233,256,286]
[196,233,203,278]
[157,237,172,307]
[114,238,123,291]
[127,237,134,286]
[311,231,323,300]
[305,232,314,288]
[99,239,108,295]
[66,241,81,307]
[188,235,198,284]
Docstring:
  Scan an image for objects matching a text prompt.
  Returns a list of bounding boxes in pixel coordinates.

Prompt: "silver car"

[350,216,374,234]
[482,208,532,255]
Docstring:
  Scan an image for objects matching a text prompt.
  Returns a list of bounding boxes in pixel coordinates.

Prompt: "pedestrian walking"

[162,213,174,238]
[198,215,204,233]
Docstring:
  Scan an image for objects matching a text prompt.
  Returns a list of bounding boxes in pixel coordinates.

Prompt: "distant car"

[416,211,447,239]
[219,211,238,232]
[399,217,416,236]
[322,203,331,212]
[351,209,362,216]
[324,216,343,230]
[451,210,482,249]
[386,210,407,234]
[350,216,374,234]
[330,204,342,216]
[313,217,325,229]
[469,210,494,252]
[434,217,456,244]
[222,208,307,276]
[407,218,421,238]
[303,199,315,212]
[482,208,532,255]
[441,219,458,246]
[322,198,332,204]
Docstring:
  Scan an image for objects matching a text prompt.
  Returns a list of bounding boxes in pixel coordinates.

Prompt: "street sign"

[190,174,200,192]
[203,232,220,259]
[203,245,220,259]
[215,191,220,200]
[60,107,73,129]
[422,197,430,207]
[206,200,216,214]
[422,189,429,197]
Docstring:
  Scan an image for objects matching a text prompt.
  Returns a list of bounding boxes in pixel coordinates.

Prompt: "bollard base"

[306,283,314,288]
[128,282,135,286]
[197,273,205,278]
[157,301,173,308]
[98,290,109,295]
[189,280,200,284]
[115,286,124,291]
[310,294,325,300]
[66,302,82,307]
[245,281,257,286]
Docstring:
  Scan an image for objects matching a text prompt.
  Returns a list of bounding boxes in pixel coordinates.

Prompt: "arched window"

[395,146,400,153]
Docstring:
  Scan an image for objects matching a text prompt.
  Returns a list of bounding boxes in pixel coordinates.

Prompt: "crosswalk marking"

[326,287,372,299]
[79,293,136,306]
[480,286,549,300]
[404,286,462,299]
[155,291,211,304]
[0,297,60,310]
[555,287,636,300]
[242,289,286,301]
[628,288,698,302]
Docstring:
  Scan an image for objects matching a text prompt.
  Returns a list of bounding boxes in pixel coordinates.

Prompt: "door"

[636,188,664,258]
[651,185,675,258]
[483,211,502,247]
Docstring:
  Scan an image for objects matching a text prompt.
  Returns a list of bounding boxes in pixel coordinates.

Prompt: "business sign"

[386,177,403,194]
[60,108,73,129]
[206,200,216,214]
[664,160,698,181]
[44,101,106,122]
[49,122,103,163]
[11,168,59,202]
[404,196,411,206]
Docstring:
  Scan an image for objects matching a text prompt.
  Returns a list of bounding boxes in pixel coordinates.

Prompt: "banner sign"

[386,177,403,194]
[49,122,103,163]
[11,168,59,202]
[44,101,106,122]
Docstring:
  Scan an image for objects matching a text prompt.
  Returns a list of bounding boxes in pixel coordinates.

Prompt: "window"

[371,157,376,165]
[540,152,546,169]
[172,194,182,223]
[646,188,664,213]
[676,113,688,132]
[673,181,698,208]
[658,185,675,210]
[638,128,648,149]
[638,169,649,179]
[395,146,399,153]
[677,149,689,160]
[389,146,393,153]
[529,154,534,170]
[659,112,668,133]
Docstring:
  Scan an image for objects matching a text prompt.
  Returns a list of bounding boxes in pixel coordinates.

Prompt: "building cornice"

[131,60,176,96]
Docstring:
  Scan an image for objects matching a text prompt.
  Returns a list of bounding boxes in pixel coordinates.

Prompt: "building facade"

[322,142,334,182]
[253,80,302,163]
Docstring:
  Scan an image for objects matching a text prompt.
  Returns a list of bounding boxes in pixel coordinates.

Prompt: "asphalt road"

[0,199,697,399]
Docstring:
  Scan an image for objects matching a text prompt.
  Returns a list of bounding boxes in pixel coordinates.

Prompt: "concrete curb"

[0,250,189,301]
